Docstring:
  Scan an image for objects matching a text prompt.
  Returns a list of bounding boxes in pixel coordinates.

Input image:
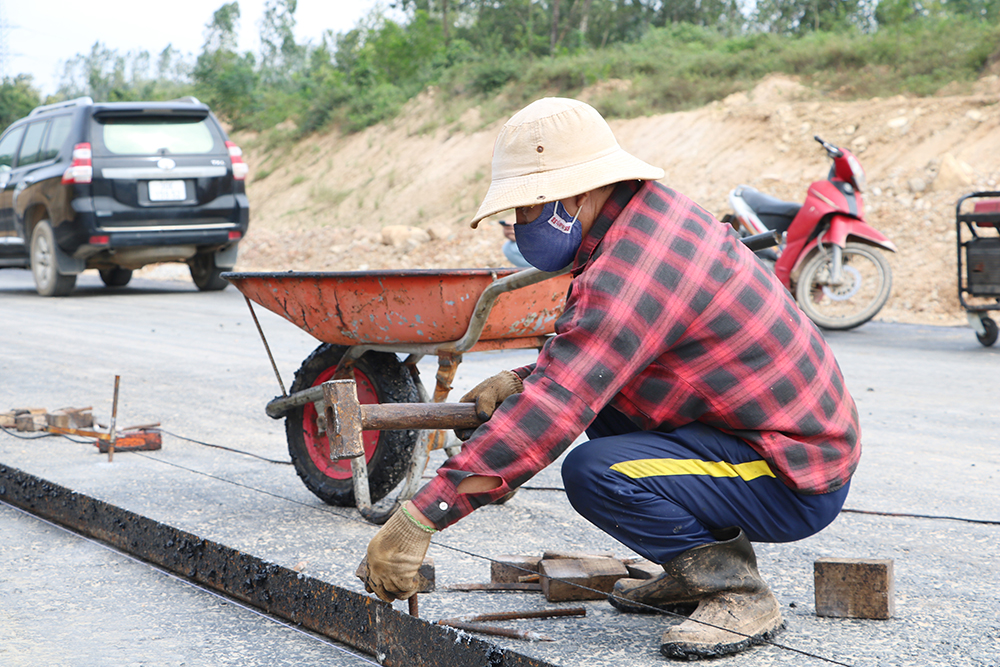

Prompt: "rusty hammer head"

[322,379,365,460]
[321,378,483,462]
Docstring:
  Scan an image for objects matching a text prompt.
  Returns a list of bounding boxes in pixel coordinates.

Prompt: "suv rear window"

[94,117,220,155]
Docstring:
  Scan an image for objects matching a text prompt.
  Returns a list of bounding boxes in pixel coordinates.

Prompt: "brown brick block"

[46,411,71,429]
[540,557,628,602]
[490,555,542,584]
[814,557,894,619]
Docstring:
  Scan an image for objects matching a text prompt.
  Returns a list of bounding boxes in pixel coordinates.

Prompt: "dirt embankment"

[223,75,1000,327]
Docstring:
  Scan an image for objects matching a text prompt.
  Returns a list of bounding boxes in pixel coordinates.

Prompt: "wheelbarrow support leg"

[350,456,372,514]
[431,353,464,458]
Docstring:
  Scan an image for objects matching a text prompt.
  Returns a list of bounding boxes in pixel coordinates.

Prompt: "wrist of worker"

[511,365,534,381]
[410,472,510,530]
[401,501,438,534]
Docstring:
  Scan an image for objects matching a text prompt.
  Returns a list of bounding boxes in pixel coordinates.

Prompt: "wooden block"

[15,414,40,431]
[46,411,71,429]
[624,559,663,580]
[540,557,629,602]
[62,407,94,428]
[0,412,15,428]
[491,555,542,584]
[814,558,894,619]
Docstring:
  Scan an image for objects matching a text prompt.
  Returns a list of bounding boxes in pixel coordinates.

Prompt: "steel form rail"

[0,463,556,667]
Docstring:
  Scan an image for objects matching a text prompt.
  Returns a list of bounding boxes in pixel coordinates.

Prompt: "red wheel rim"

[301,366,381,480]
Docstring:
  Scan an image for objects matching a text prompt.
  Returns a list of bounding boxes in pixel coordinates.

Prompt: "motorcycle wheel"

[795,242,892,331]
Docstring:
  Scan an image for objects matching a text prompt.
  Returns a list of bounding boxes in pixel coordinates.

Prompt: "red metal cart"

[223,267,572,523]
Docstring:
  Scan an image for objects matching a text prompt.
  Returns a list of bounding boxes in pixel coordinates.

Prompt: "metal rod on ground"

[442,607,586,623]
[409,594,418,617]
[436,619,554,642]
[108,375,120,462]
[446,582,542,592]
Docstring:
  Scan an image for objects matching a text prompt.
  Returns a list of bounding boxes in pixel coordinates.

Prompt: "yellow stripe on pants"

[609,458,776,482]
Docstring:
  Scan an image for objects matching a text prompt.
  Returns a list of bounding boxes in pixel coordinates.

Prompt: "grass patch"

[454,17,1000,122]
[310,185,353,207]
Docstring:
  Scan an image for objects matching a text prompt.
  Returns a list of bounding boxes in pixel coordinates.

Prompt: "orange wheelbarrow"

[223,267,572,523]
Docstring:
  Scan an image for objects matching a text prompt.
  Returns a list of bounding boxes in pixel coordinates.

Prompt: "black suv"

[0,96,250,296]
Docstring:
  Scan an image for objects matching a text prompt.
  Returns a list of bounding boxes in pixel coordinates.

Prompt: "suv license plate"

[148,180,186,202]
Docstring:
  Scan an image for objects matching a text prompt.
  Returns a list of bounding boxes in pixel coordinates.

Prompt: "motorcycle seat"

[737,186,802,233]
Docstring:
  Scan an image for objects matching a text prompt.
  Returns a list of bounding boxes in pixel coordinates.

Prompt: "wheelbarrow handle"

[360,402,483,431]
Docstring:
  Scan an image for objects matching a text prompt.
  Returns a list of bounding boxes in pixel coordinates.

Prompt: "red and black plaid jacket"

[412,180,861,530]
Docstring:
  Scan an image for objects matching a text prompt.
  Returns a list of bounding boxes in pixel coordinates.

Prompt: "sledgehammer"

[322,379,484,460]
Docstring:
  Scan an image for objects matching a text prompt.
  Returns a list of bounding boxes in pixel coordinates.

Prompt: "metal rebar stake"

[244,296,287,397]
[108,375,120,462]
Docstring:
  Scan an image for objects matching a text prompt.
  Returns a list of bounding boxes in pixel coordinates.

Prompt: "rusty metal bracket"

[0,464,555,667]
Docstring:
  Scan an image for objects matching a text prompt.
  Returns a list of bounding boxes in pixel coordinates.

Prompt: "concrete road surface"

[1,267,998,667]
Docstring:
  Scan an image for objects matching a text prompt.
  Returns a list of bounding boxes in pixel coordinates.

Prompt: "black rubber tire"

[99,267,133,287]
[286,344,420,506]
[795,242,892,331]
[30,220,76,297]
[189,252,229,291]
[976,317,998,347]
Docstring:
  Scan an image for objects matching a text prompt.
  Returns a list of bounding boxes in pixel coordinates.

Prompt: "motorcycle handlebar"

[813,135,844,158]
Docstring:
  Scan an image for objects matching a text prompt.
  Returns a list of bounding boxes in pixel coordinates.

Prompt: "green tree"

[753,0,868,32]
[57,42,129,101]
[194,2,260,127]
[0,75,41,128]
[55,42,192,103]
[259,0,304,85]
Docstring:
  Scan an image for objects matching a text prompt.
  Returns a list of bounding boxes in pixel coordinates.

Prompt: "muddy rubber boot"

[658,527,784,660]
[609,568,701,614]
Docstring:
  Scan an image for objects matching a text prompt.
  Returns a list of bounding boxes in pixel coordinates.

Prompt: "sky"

[4,0,386,96]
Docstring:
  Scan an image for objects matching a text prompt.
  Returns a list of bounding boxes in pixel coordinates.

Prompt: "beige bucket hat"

[470,97,664,228]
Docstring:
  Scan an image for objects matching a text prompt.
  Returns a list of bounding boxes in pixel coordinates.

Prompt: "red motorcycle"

[725,136,897,330]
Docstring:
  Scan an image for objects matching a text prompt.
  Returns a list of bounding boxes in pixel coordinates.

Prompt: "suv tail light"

[61,143,93,184]
[226,141,249,180]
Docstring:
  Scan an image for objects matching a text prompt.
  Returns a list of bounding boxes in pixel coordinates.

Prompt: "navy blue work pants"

[562,406,850,564]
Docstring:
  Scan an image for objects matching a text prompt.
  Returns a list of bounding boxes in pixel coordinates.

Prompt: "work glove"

[356,507,433,602]
[454,370,524,441]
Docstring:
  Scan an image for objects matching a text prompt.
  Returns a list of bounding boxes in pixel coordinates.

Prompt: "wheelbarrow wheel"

[286,343,420,507]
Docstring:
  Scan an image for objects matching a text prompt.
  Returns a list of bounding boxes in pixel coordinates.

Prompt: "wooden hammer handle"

[360,402,482,431]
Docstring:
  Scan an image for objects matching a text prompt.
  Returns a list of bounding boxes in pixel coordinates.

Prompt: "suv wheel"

[189,251,229,291]
[99,267,133,287]
[31,220,77,297]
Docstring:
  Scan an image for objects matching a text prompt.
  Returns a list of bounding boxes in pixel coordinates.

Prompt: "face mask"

[515,201,582,271]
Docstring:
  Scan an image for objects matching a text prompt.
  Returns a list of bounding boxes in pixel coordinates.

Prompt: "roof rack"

[28,96,94,116]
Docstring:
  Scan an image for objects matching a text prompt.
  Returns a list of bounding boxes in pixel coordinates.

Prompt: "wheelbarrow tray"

[224,268,571,346]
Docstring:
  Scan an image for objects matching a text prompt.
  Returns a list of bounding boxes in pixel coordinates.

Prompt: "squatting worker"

[358,98,860,660]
